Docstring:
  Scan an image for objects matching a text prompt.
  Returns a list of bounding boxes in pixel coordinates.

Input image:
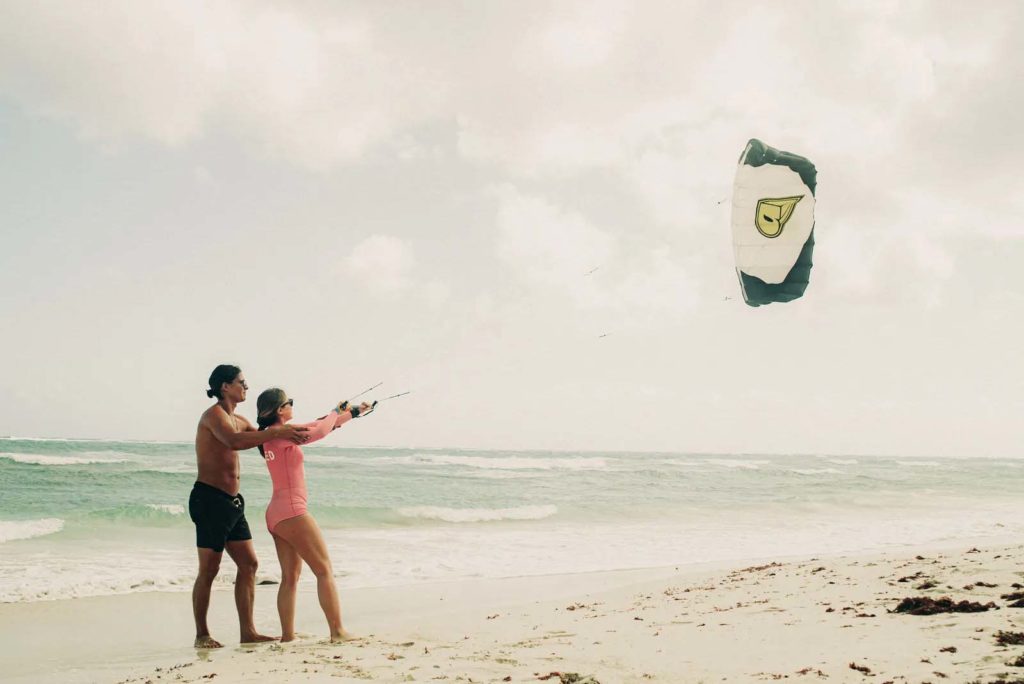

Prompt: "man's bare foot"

[329,630,359,643]
[280,633,296,643]
[195,635,224,649]
[240,632,278,644]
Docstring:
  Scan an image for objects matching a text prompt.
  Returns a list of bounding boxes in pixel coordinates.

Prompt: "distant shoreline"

[2,435,1018,460]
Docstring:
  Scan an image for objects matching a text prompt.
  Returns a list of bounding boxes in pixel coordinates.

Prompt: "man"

[189,364,309,648]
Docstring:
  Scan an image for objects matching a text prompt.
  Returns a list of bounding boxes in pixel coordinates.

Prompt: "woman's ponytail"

[255,387,288,457]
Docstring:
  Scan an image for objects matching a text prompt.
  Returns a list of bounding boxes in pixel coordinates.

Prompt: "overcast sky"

[0,1,1021,456]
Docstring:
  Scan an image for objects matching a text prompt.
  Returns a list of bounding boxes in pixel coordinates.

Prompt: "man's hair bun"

[206,365,241,400]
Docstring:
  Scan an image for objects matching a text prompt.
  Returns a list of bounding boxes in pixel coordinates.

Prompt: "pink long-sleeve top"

[262,410,353,532]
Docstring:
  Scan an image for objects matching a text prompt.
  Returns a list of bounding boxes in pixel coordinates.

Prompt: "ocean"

[1,437,1021,604]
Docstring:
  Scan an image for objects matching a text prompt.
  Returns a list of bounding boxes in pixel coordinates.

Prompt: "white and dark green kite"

[731,139,817,307]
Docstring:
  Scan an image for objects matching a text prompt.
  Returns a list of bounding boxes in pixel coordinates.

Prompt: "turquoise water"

[2,437,1022,602]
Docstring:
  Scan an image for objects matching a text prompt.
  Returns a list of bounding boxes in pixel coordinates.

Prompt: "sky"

[0,0,1021,457]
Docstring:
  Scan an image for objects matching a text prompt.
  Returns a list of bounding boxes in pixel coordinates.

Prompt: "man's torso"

[195,406,243,495]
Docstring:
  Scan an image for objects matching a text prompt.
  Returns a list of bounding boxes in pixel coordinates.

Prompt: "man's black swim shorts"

[188,481,252,552]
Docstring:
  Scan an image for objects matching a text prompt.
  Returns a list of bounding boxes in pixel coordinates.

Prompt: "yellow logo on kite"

[755,195,803,238]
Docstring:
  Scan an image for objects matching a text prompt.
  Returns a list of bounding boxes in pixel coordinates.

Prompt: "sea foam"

[0,518,64,543]
[0,452,129,466]
[706,458,770,470]
[397,505,558,523]
[146,504,185,515]
[789,468,842,476]
[408,454,609,471]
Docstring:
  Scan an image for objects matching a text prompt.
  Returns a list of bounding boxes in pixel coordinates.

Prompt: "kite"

[731,139,817,306]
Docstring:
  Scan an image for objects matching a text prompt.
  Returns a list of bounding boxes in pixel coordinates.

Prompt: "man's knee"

[197,559,222,583]
[235,556,258,576]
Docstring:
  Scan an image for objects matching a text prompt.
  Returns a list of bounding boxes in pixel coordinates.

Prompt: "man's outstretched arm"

[206,410,308,451]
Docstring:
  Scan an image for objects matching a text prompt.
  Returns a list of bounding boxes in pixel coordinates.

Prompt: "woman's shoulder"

[263,437,294,457]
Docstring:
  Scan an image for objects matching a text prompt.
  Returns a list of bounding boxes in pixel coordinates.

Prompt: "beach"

[3,540,1024,683]
[4,1,1023,679]
[4,441,1024,682]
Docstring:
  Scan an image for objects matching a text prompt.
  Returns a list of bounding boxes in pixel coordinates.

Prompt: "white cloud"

[2,2,1024,455]
[492,185,698,320]
[909,234,954,281]
[421,281,452,309]
[1,0,1020,307]
[0,1,223,144]
[0,1,443,167]
[816,189,961,304]
[192,166,215,187]
[345,235,415,297]
[525,0,629,71]
[815,224,884,298]
[613,246,700,320]
[493,184,614,306]
[3,1,1017,184]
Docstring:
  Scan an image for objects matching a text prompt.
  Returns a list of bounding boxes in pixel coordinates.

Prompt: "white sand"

[4,541,1024,683]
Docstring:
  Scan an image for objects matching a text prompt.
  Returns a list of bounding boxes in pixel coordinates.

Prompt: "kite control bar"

[342,384,410,417]
[359,391,411,416]
[379,391,410,401]
[349,382,382,401]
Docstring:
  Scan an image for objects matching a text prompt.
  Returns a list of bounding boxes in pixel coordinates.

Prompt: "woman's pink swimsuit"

[262,410,353,533]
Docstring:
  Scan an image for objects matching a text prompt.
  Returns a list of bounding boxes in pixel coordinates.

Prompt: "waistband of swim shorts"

[192,481,244,500]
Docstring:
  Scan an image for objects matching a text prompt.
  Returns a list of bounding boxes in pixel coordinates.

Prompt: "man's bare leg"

[225,540,276,643]
[193,548,224,648]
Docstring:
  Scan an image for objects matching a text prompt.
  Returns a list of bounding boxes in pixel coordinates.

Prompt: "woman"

[255,388,373,642]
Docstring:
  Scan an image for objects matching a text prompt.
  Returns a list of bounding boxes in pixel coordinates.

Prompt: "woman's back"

[263,412,351,531]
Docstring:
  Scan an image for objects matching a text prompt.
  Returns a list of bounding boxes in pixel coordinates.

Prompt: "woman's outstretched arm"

[295,406,357,444]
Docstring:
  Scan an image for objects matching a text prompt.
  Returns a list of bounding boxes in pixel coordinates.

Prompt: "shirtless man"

[190,364,309,649]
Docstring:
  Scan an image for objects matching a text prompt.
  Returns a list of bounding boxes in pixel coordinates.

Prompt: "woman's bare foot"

[194,635,224,649]
[280,633,296,643]
[329,630,358,643]
[240,632,278,644]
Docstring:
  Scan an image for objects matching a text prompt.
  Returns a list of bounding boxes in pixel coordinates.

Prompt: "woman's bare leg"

[273,514,351,641]
[272,531,303,641]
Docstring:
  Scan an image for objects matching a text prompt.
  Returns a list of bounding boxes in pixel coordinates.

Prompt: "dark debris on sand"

[536,672,601,683]
[996,631,1024,646]
[734,562,784,575]
[892,596,998,615]
[848,662,872,674]
[795,667,827,677]
[1001,592,1024,607]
